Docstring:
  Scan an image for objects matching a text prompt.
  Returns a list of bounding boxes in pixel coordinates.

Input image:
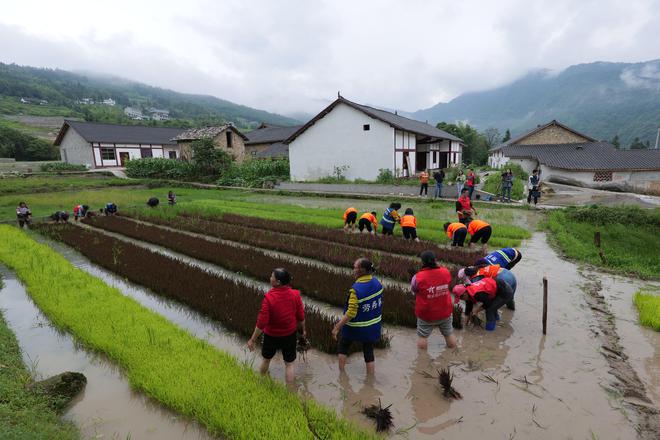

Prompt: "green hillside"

[413,60,660,146]
[0,63,299,130]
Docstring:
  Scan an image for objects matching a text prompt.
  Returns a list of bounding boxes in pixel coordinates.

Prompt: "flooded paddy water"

[10,221,655,439]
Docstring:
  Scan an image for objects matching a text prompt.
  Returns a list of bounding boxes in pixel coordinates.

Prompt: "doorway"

[415,152,427,172]
[119,152,130,166]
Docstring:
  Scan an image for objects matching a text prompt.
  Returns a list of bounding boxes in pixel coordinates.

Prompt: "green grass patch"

[545,206,660,279]
[0,226,376,440]
[0,175,142,196]
[634,288,660,331]
[0,278,80,440]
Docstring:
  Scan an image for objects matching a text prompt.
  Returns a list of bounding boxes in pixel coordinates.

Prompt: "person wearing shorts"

[248,268,306,383]
[332,258,383,375]
[358,211,378,234]
[343,207,358,232]
[410,251,457,350]
[468,219,492,250]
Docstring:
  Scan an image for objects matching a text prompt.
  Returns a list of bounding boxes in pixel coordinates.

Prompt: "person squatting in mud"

[410,251,457,350]
[332,257,383,375]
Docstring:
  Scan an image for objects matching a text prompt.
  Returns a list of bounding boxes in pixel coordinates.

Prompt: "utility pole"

[655,126,660,149]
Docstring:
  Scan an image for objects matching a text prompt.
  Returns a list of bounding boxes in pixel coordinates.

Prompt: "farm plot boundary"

[0,225,377,440]
[85,215,417,327]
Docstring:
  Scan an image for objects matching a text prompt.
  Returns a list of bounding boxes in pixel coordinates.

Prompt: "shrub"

[217,158,290,187]
[39,162,87,172]
[192,138,233,177]
[563,205,660,227]
[376,168,395,184]
[124,157,198,180]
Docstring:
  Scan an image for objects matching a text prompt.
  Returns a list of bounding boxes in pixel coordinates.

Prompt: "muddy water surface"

[42,228,656,439]
[0,266,218,440]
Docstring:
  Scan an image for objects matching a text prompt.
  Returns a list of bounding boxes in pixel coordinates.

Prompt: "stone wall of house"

[244,143,270,159]
[516,125,591,145]
[177,130,246,163]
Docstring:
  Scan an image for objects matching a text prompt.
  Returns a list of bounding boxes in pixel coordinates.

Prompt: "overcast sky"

[1,0,659,116]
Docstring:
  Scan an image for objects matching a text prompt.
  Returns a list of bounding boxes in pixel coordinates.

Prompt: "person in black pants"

[527,170,541,205]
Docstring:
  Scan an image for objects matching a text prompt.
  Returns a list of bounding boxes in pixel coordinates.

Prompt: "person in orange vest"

[452,277,513,331]
[419,170,429,197]
[443,222,468,247]
[358,211,378,235]
[343,207,358,232]
[456,188,477,224]
[400,208,419,241]
[467,219,492,251]
[411,251,456,349]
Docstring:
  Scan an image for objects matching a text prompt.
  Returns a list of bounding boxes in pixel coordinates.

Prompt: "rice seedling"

[0,225,377,439]
[439,367,462,399]
[84,215,418,328]
[38,223,389,354]
[633,288,660,331]
[361,399,394,432]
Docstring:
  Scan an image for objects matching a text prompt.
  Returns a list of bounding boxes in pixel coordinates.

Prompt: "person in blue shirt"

[476,248,522,271]
[379,202,401,236]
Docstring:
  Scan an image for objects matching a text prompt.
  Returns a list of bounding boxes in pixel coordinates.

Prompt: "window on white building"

[363,124,370,131]
[101,148,115,160]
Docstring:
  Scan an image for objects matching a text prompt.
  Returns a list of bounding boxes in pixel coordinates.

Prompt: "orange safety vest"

[419,172,429,184]
[360,212,378,227]
[343,207,357,220]
[400,215,417,228]
[477,264,501,278]
[468,219,490,236]
[446,222,467,238]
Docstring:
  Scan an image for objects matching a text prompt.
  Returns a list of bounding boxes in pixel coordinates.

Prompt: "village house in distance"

[489,120,660,194]
[173,125,248,163]
[285,96,465,181]
[54,120,185,168]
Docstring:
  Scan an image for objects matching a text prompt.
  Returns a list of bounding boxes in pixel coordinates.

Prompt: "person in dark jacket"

[49,211,70,223]
[527,169,541,205]
[332,258,383,375]
[147,197,159,207]
[104,202,118,216]
[433,169,445,198]
[247,268,306,383]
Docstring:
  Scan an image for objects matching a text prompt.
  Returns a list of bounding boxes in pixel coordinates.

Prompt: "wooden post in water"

[542,277,548,335]
[594,231,607,264]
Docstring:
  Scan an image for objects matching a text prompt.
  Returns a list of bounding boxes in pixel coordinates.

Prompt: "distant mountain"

[413,60,660,146]
[0,63,300,129]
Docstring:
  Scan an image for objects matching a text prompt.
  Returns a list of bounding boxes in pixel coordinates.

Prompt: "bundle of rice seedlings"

[362,398,393,432]
[469,314,483,328]
[452,304,463,329]
[439,367,462,399]
[296,334,311,362]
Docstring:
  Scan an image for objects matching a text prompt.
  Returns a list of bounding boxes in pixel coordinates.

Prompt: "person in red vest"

[358,211,378,235]
[247,268,306,383]
[410,251,457,350]
[443,221,468,247]
[467,219,492,251]
[343,207,358,232]
[400,208,420,241]
[456,188,477,224]
[452,277,513,331]
[466,168,476,199]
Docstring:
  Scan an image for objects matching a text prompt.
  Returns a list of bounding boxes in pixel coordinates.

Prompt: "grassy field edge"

[0,226,376,440]
[634,289,660,331]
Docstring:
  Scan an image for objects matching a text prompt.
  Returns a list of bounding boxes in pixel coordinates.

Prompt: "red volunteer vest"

[465,277,497,303]
[458,197,472,212]
[414,267,453,321]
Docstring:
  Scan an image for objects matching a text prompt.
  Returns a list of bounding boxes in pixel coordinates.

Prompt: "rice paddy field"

[0,175,658,440]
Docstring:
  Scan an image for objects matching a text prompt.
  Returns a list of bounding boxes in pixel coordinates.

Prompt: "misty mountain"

[0,63,300,129]
[412,60,660,146]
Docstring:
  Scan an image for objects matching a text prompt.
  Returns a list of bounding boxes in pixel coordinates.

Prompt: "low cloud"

[621,61,660,90]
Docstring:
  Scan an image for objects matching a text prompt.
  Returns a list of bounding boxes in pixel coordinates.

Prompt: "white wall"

[59,128,94,168]
[289,102,394,181]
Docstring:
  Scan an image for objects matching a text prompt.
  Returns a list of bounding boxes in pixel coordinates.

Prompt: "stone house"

[172,125,249,163]
[489,120,660,195]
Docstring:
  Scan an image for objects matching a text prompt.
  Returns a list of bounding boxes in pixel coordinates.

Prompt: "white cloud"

[0,0,659,115]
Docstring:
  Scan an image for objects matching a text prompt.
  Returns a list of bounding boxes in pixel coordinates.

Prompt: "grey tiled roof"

[255,142,289,158]
[285,97,464,144]
[172,124,249,141]
[245,124,302,145]
[56,120,185,146]
[499,142,660,171]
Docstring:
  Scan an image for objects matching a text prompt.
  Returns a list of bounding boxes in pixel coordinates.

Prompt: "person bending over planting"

[400,208,420,241]
[476,248,522,271]
[343,207,358,232]
[247,268,306,383]
[104,202,118,216]
[458,264,518,310]
[443,221,468,247]
[358,211,378,235]
[49,211,69,223]
[411,251,456,350]
[467,219,491,252]
[332,258,383,375]
[453,277,514,331]
[456,188,476,224]
[380,202,401,236]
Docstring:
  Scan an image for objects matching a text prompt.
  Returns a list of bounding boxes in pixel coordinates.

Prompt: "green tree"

[436,121,489,165]
[502,129,511,142]
[611,135,620,149]
[629,137,647,149]
[191,137,233,176]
